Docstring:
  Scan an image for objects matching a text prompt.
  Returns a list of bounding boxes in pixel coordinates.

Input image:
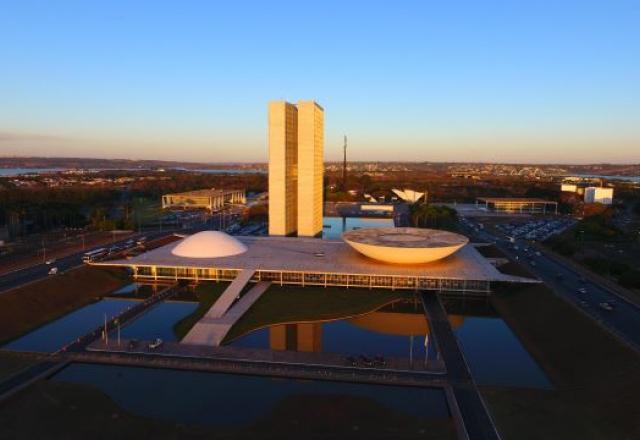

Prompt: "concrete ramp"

[182,281,271,346]
[208,268,256,318]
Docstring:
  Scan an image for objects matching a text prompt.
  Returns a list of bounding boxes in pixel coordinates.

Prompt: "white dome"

[171,231,248,258]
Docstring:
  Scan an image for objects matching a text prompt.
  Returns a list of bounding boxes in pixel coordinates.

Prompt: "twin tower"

[268,100,324,237]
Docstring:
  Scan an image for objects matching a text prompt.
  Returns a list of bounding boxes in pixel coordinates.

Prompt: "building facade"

[268,101,298,236]
[268,100,324,237]
[584,187,614,205]
[162,189,246,212]
[297,101,324,237]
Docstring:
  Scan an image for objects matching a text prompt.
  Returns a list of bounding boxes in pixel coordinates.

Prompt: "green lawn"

[223,285,406,343]
[172,282,229,340]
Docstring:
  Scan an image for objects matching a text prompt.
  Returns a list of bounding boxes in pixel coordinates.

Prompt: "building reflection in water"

[269,323,323,352]
[265,299,465,362]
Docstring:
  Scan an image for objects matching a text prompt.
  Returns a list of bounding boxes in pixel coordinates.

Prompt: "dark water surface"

[3,299,134,352]
[109,300,198,342]
[52,363,453,432]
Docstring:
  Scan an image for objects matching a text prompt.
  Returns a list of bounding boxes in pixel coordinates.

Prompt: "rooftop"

[163,188,243,197]
[477,197,557,204]
[343,227,468,249]
[95,233,534,283]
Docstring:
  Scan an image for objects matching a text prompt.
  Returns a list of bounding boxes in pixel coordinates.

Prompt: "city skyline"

[1,1,639,163]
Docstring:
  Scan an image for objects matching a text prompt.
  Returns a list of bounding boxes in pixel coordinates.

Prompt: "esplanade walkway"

[182,270,270,346]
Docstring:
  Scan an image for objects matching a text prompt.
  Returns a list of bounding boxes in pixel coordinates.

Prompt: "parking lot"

[495,217,576,241]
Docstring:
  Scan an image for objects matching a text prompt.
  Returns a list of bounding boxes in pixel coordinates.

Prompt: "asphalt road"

[0,209,242,294]
[0,231,167,294]
[467,224,640,353]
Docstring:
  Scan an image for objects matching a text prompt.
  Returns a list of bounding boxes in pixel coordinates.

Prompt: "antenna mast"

[342,135,347,191]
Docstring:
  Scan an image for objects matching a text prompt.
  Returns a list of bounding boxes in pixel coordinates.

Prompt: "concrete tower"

[297,100,324,237]
[268,101,298,236]
[268,100,324,237]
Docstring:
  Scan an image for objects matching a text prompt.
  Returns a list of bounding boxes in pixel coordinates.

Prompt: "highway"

[0,207,242,294]
[465,223,640,353]
[0,230,168,294]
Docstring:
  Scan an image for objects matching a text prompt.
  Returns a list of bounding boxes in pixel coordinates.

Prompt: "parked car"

[148,338,164,349]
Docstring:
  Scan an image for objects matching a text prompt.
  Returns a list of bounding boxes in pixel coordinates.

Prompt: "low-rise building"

[161,188,246,212]
[584,187,614,205]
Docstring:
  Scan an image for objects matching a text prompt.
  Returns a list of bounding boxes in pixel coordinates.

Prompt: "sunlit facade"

[268,101,298,236]
[268,100,324,237]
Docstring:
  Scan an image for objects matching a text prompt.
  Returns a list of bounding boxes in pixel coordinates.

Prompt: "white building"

[584,187,614,205]
[391,189,427,204]
[561,184,577,192]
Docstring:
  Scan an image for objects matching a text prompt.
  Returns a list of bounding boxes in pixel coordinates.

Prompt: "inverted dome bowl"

[343,227,468,264]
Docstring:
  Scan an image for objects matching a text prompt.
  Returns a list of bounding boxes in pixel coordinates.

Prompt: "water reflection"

[231,296,551,388]
[229,299,444,364]
[3,299,135,352]
[322,216,394,240]
[109,300,198,342]
[442,296,552,389]
[52,363,453,433]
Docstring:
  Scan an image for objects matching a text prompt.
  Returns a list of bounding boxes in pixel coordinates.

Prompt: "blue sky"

[1,0,638,163]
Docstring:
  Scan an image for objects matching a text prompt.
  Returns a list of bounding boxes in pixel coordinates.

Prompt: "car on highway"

[577,287,588,294]
[45,258,56,265]
[48,267,59,275]
[148,338,164,350]
[599,302,615,312]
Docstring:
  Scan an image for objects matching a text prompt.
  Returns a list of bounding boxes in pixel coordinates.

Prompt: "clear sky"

[1,0,638,163]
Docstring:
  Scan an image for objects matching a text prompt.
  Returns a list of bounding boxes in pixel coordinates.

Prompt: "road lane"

[464,223,640,352]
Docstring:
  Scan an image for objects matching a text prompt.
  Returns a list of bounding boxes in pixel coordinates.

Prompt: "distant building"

[161,189,246,212]
[584,187,613,205]
[268,100,324,237]
[476,197,558,214]
[392,188,427,204]
[561,184,577,192]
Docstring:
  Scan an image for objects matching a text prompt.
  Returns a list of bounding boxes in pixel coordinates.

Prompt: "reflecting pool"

[228,299,438,365]
[3,299,135,352]
[109,300,198,342]
[322,216,394,240]
[442,297,552,389]
[453,316,551,388]
[52,363,454,436]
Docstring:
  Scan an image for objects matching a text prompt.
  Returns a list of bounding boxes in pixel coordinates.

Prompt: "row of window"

[134,266,490,292]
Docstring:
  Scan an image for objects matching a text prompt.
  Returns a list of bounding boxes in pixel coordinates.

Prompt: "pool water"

[322,216,394,240]
[109,300,198,342]
[453,316,552,388]
[3,299,135,352]
[52,363,454,435]
[228,299,436,364]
